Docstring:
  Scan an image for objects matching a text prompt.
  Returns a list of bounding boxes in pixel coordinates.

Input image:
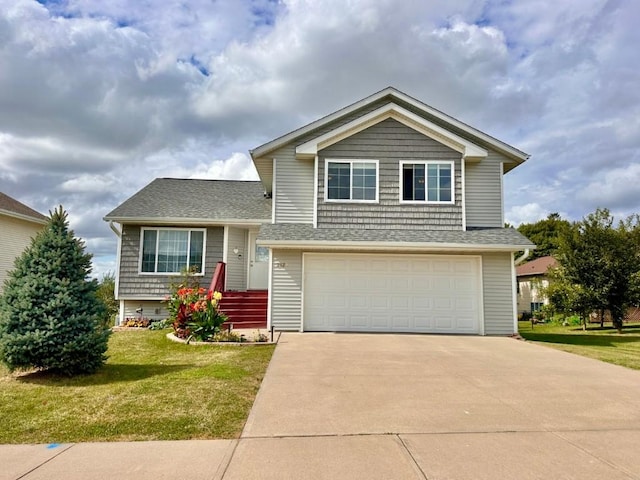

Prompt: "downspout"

[108,221,123,325]
[109,221,122,238]
[514,248,530,266]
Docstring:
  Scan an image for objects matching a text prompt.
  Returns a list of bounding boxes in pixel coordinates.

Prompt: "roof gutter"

[102,216,268,226]
[0,209,48,225]
[257,239,535,253]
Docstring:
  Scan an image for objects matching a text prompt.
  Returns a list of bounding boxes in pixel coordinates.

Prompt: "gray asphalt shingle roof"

[104,178,271,222]
[257,223,535,249]
[0,192,47,222]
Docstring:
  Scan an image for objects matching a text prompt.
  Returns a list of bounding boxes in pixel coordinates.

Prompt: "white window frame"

[399,160,455,205]
[324,159,379,203]
[138,227,207,276]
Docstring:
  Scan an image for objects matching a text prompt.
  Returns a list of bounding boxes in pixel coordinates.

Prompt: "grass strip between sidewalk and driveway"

[0,329,274,444]
[519,321,640,371]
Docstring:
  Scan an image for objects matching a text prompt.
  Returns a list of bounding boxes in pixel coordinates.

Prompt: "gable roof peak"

[250,86,530,165]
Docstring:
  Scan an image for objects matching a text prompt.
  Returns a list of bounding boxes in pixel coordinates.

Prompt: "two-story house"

[104,87,534,335]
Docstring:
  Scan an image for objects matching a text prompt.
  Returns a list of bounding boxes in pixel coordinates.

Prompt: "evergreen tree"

[0,206,111,375]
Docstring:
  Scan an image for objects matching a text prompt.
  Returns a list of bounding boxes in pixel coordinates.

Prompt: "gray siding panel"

[317,118,463,230]
[117,225,224,298]
[225,227,247,291]
[465,152,504,228]
[270,249,302,331]
[122,300,168,323]
[273,146,315,224]
[482,252,515,335]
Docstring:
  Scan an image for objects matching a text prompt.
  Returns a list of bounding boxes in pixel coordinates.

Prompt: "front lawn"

[0,329,274,444]
[519,321,640,370]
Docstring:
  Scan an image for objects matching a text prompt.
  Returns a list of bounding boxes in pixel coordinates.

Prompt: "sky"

[1,0,638,278]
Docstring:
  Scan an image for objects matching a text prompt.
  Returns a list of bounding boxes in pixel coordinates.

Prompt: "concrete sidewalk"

[4,333,640,479]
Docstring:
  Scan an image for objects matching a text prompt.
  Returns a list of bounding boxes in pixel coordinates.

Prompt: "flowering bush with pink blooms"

[165,286,226,342]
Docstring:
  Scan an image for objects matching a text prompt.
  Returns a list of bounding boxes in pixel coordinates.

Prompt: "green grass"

[519,321,640,370]
[0,330,274,444]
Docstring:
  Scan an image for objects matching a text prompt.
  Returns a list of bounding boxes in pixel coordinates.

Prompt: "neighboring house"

[105,87,535,334]
[515,256,558,315]
[0,192,47,293]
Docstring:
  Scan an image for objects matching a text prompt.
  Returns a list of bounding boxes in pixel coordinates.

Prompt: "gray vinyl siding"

[270,249,303,331]
[117,225,224,298]
[122,300,168,323]
[482,252,516,335]
[273,146,315,224]
[225,227,247,291]
[317,118,463,230]
[465,152,505,228]
[268,99,390,223]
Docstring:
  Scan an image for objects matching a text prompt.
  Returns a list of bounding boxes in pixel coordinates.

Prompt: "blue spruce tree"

[0,206,111,375]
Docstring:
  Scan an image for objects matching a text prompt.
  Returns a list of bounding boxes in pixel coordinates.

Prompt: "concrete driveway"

[223,333,640,479]
[4,333,640,480]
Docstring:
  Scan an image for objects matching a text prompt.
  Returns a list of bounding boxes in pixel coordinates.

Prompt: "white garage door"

[303,254,482,334]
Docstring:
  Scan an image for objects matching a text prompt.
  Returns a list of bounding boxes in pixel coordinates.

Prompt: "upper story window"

[400,161,454,204]
[325,159,378,202]
[140,228,205,274]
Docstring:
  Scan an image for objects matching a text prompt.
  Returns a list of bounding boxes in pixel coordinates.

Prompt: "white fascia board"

[103,217,268,227]
[256,239,534,252]
[296,103,488,160]
[0,209,47,225]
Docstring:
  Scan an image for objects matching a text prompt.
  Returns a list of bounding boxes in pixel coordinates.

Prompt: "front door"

[248,231,269,290]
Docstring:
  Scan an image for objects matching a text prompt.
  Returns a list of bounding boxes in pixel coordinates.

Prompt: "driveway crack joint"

[397,434,429,480]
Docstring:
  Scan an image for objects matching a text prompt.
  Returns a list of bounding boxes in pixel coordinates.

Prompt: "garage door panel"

[391,315,410,329]
[304,254,481,334]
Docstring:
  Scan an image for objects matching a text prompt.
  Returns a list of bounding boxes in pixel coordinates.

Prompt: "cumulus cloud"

[505,203,550,227]
[0,0,638,277]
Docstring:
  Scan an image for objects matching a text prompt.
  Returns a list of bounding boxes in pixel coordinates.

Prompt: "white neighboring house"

[0,192,47,293]
[516,256,558,315]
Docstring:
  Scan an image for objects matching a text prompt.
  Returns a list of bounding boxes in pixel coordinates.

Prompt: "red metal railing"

[209,261,226,294]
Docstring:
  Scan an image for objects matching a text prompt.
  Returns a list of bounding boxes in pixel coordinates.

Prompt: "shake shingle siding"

[316,118,463,230]
[117,225,224,298]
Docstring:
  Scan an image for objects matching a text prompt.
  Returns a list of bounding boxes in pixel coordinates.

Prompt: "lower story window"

[141,228,205,274]
[531,302,544,312]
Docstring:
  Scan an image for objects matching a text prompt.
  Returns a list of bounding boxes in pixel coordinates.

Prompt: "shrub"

[123,317,151,328]
[148,318,172,330]
[0,206,111,375]
[165,286,227,342]
[96,272,118,327]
